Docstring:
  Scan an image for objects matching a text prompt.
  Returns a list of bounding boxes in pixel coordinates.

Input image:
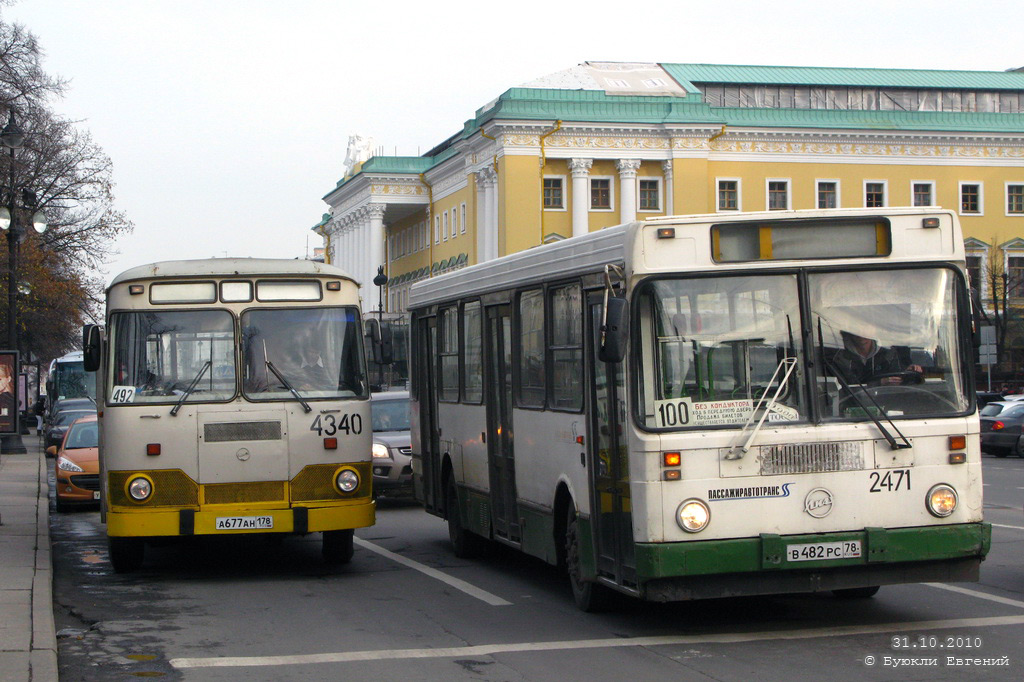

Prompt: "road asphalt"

[0,437,58,682]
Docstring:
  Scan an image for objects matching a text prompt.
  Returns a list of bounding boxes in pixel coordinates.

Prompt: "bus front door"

[587,298,636,588]
[485,304,520,544]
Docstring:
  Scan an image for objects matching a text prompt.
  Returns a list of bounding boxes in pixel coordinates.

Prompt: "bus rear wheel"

[322,529,354,565]
[108,537,144,573]
[565,506,613,612]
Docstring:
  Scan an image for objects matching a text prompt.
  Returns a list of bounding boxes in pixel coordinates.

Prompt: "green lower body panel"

[636,523,990,602]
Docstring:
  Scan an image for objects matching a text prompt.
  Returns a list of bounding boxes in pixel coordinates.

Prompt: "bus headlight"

[926,484,957,518]
[676,498,710,533]
[335,468,360,494]
[127,476,153,502]
[372,443,390,459]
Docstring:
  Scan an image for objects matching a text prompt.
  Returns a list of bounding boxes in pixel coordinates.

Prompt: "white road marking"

[169,614,1024,669]
[924,582,1024,609]
[991,522,1024,531]
[353,536,512,607]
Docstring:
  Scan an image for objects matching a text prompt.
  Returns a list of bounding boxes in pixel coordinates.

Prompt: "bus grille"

[291,462,372,501]
[759,441,865,475]
[203,481,286,505]
[108,470,199,507]
[204,421,282,443]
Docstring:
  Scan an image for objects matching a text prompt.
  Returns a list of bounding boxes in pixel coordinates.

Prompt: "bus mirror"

[82,325,102,372]
[599,297,629,363]
[366,319,394,365]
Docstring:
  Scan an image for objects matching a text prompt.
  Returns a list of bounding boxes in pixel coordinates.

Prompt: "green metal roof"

[663,63,1024,91]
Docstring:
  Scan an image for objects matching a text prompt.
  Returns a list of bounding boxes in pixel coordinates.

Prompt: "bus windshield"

[811,268,968,419]
[241,307,367,400]
[108,310,236,404]
[637,274,807,430]
[636,267,969,430]
[51,361,96,401]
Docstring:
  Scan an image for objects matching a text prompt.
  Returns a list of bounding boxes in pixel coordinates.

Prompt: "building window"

[450,208,457,239]
[767,180,789,210]
[590,178,612,210]
[1007,184,1024,215]
[865,182,886,208]
[544,177,564,209]
[639,179,661,211]
[966,254,983,296]
[960,183,982,215]
[913,182,934,207]
[1009,255,1024,298]
[443,212,449,241]
[434,215,440,244]
[817,181,838,209]
[718,179,740,211]
[461,203,467,233]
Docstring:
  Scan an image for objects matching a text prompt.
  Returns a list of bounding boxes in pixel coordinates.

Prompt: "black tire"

[108,537,144,573]
[1015,437,1024,458]
[54,497,68,513]
[564,506,614,612]
[322,529,354,565]
[994,450,1009,458]
[446,477,484,558]
[833,585,880,599]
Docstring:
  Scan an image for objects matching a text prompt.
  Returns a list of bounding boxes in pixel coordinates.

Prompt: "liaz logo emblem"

[804,488,834,518]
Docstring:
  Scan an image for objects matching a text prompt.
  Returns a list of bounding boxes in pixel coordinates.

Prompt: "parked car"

[42,407,96,453]
[976,391,1004,408]
[48,414,100,511]
[370,391,413,497]
[980,400,1024,457]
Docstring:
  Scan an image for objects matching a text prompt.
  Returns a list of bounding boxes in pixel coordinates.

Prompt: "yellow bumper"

[107,501,375,537]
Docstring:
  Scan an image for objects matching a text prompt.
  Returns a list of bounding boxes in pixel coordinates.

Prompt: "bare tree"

[0,11,132,364]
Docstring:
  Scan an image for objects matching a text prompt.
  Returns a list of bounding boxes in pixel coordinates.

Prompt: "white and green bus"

[409,208,989,610]
[84,259,377,571]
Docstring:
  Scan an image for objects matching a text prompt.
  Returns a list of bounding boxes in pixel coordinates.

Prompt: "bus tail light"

[676,499,710,533]
[926,484,958,517]
[663,452,681,467]
[146,443,161,456]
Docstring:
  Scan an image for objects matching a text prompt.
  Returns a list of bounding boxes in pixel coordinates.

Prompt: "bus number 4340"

[310,413,362,437]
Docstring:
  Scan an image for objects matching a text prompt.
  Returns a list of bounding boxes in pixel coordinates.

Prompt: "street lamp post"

[0,111,47,454]
[372,265,388,390]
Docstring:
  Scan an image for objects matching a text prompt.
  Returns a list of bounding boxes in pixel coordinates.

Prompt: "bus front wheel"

[565,506,613,612]
[322,529,354,565]
[108,537,144,573]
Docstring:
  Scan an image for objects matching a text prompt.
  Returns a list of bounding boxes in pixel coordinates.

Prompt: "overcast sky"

[4,0,1022,285]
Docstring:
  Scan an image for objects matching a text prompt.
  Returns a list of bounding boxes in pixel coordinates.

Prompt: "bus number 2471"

[310,413,362,436]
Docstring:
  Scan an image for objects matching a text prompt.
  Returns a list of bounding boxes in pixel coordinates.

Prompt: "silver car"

[371,391,413,497]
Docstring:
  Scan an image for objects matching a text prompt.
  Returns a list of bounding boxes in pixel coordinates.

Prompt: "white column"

[485,168,499,260]
[662,159,674,216]
[475,171,487,264]
[367,203,386,279]
[568,158,592,239]
[617,159,641,224]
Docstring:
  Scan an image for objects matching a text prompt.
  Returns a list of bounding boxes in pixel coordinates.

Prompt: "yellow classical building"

[315,62,1024,329]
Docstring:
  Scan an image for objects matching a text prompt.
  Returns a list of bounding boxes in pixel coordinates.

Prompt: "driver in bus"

[833,331,923,386]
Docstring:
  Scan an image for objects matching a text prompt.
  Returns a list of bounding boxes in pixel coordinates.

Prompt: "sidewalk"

[0,438,58,682]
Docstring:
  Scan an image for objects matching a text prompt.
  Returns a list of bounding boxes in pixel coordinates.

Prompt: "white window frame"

[637,176,662,213]
[1005,245,1024,299]
[964,241,989,301]
[863,180,888,208]
[1005,182,1024,217]
[910,180,935,207]
[766,178,791,211]
[589,176,615,212]
[434,215,440,244]
[450,208,458,240]
[716,177,742,212]
[959,181,984,216]
[543,175,567,211]
[815,179,841,209]
[460,202,467,233]
[443,211,449,241]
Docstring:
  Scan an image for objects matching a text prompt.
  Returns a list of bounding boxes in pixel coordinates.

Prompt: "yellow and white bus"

[410,208,989,610]
[83,259,376,571]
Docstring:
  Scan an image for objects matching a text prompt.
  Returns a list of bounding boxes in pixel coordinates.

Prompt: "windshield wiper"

[170,361,211,417]
[823,356,911,450]
[265,360,312,414]
[726,357,798,460]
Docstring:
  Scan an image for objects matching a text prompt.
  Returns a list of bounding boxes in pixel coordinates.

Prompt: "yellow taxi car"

[48,414,100,512]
